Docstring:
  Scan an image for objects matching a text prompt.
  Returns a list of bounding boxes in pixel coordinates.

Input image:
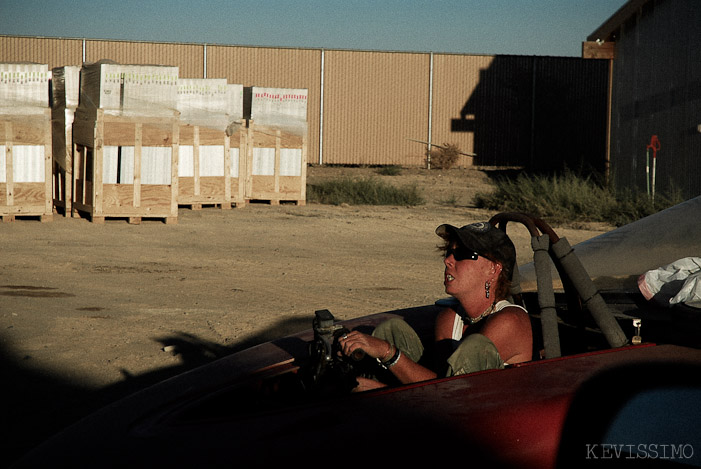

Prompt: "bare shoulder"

[483,305,533,363]
[483,305,531,335]
[495,305,530,323]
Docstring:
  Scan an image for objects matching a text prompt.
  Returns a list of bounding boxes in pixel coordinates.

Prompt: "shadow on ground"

[3,316,311,467]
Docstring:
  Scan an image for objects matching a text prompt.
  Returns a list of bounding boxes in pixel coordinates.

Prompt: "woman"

[339,221,532,390]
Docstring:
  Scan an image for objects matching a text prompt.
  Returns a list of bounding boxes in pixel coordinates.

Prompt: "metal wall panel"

[85,40,204,78]
[207,45,321,164]
[610,0,701,199]
[0,36,82,69]
[322,50,429,166]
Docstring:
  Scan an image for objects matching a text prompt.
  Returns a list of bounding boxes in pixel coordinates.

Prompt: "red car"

[14,200,701,468]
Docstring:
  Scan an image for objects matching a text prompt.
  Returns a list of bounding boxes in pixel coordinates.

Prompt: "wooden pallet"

[1,213,53,223]
[71,109,179,223]
[0,109,54,221]
[74,213,177,225]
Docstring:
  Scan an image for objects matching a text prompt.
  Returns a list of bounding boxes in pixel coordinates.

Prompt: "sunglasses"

[445,246,479,261]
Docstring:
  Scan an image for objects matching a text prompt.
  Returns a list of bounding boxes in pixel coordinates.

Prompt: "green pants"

[373,317,504,376]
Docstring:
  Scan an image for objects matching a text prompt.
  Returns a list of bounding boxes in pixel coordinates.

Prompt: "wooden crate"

[51,66,80,217]
[178,120,246,209]
[72,109,179,224]
[228,121,247,208]
[0,109,53,222]
[244,121,307,205]
[51,108,74,216]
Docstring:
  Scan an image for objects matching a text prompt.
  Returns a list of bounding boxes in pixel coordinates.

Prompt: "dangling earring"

[485,280,491,299]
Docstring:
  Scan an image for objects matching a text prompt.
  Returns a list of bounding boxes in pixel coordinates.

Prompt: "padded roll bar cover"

[533,234,561,358]
[551,238,628,348]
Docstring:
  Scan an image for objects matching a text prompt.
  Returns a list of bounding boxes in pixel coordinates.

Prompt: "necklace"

[465,303,497,325]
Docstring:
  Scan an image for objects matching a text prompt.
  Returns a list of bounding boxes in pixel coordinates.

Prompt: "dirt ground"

[1,165,612,464]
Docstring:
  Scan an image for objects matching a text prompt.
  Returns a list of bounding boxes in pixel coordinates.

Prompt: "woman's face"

[443,242,500,301]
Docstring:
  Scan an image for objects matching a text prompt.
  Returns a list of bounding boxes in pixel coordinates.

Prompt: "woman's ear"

[492,262,503,276]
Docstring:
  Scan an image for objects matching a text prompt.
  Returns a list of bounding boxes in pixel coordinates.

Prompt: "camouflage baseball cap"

[436,221,516,279]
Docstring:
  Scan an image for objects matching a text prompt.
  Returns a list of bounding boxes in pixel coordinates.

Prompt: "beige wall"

[1,36,83,69]
[322,50,430,166]
[431,54,494,162]
[85,40,204,78]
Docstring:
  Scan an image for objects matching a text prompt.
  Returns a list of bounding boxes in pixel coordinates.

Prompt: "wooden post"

[193,125,200,197]
[4,121,13,207]
[170,120,179,222]
[223,132,231,209]
[94,112,104,220]
[133,122,142,208]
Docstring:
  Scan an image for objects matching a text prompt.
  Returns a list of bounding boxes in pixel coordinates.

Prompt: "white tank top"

[451,299,528,341]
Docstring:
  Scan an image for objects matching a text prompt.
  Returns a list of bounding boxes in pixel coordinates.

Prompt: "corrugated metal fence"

[1,35,609,172]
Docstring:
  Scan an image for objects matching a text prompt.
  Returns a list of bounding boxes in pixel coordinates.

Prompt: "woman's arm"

[339,331,437,384]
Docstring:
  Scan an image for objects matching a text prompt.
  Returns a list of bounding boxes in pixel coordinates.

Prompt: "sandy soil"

[1,165,612,464]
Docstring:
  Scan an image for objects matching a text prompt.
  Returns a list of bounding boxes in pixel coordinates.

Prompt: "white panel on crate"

[103,146,135,184]
[200,145,225,177]
[12,145,45,183]
[142,147,172,185]
[229,148,239,178]
[252,148,275,176]
[103,146,118,184]
[280,148,302,176]
[120,147,135,184]
[0,145,5,183]
[179,145,194,177]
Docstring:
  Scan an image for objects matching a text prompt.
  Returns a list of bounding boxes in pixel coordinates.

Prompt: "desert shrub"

[307,177,425,206]
[474,171,684,227]
[376,165,403,176]
[427,143,461,169]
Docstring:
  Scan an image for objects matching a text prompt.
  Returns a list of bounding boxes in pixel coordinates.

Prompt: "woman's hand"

[338,330,393,361]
